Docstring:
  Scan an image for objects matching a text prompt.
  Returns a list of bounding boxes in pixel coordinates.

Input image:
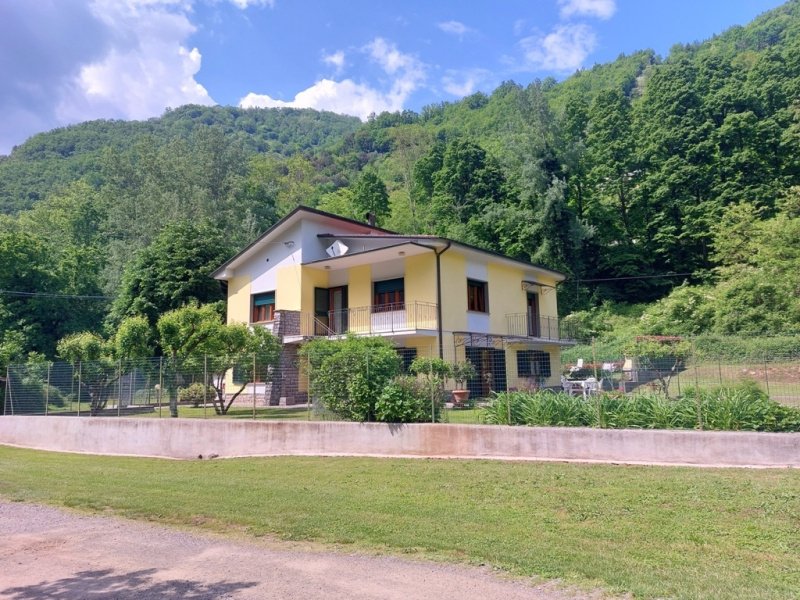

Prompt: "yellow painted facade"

[347,265,372,308]
[403,254,436,304]
[225,275,252,325]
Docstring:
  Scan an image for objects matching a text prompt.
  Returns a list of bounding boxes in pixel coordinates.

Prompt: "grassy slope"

[0,446,797,599]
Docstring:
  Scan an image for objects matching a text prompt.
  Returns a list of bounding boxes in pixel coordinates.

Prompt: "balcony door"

[527,292,540,337]
[314,286,348,334]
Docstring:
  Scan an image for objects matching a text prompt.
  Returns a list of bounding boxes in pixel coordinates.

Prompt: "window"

[517,350,551,379]
[373,278,404,312]
[252,291,275,322]
[467,279,488,313]
[396,347,418,373]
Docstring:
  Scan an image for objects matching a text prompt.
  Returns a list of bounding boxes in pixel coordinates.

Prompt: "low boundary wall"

[0,417,798,467]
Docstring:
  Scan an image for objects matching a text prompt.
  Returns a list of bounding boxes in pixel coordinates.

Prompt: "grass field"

[1,446,798,599]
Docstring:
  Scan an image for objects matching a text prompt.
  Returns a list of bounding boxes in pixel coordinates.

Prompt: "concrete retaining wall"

[0,416,798,467]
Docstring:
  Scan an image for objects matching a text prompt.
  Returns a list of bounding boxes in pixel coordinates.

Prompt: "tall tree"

[108,220,232,327]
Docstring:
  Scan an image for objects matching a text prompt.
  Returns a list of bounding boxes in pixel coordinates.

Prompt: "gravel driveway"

[0,501,606,600]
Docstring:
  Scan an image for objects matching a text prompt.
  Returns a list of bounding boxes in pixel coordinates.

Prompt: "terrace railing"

[307,301,439,337]
[505,313,576,342]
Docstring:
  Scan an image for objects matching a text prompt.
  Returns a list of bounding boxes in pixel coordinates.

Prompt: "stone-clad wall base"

[0,417,798,468]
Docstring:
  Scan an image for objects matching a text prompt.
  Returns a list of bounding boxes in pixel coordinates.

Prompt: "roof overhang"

[303,242,434,270]
[212,206,390,280]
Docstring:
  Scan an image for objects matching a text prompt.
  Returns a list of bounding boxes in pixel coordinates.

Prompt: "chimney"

[366,211,376,227]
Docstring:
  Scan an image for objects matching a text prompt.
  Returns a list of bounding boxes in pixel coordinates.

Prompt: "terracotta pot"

[451,389,470,406]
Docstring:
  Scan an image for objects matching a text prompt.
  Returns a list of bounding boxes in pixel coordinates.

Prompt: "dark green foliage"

[300,336,401,422]
[351,171,389,224]
[374,376,437,423]
[0,106,361,214]
[108,221,232,327]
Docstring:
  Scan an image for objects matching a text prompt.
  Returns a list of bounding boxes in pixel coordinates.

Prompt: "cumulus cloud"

[558,0,616,20]
[57,1,214,124]
[441,69,491,97]
[519,24,597,71]
[241,38,425,120]
[437,20,475,37]
[0,0,216,154]
[240,80,398,119]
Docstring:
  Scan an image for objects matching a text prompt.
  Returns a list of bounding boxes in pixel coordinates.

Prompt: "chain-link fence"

[4,336,799,424]
[562,337,800,407]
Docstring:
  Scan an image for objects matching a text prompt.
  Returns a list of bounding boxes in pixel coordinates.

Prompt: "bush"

[301,336,401,421]
[375,376,438,423]
[178,383,215,407]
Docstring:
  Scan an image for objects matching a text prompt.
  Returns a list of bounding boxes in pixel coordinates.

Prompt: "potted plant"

[450,361,477,407]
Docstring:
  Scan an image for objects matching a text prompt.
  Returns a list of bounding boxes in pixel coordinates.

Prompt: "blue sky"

[0,0,786,154]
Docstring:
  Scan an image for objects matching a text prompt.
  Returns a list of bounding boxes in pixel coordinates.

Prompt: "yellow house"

[211,206,575,404]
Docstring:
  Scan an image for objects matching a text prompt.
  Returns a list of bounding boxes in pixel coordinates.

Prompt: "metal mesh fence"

[3,336,799,424]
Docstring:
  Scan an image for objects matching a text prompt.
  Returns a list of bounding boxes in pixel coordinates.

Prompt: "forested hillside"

[2,0,800,363]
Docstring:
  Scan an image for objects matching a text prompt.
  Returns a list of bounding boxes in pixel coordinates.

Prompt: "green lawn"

[1,446,798,599]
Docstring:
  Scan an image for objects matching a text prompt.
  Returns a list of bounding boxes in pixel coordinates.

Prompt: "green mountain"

[2,0,800,360]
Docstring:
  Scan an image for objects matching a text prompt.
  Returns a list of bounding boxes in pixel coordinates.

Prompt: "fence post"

[117,360,122,417]
[718,358,723,386]
[252,353,257,420]
[45,363,51,416]
[306,352,312,421]
[763,356,770,397]
[204,355,208,419]
[692,340,702,430]
[77,362,82,417]
[430,359,435,424]
[158,356,163,419]
[3,366,9,416]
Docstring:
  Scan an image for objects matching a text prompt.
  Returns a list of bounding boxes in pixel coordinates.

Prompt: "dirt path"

[0,502,606,600]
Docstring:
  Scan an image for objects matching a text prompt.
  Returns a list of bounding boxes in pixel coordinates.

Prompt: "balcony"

[286,301,439,339]
[505,313,576,343]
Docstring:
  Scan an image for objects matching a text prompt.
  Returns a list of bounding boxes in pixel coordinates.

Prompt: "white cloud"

[240,79,398,119]
[0,0,215,154]
[241,38,426,121]
[322,50,346,73]
[58,1,214,123]
[227,0,274,8]
[519,24,597,71]
[437,20,475,37]
[441,69,491,97]
[558,0,616,20]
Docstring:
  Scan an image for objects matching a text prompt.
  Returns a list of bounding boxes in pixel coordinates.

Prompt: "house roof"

[210,205,392,279]
[211,205,566,282]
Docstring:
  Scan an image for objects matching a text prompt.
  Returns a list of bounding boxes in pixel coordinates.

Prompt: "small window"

[252,291,275,322]
[467,279,488,313]
[373,278,404,312]
[517,350,551,379]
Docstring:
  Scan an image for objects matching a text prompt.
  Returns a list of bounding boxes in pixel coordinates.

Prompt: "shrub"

[301,336,401,421]
[375,376,438,423]
[178,383,215,407]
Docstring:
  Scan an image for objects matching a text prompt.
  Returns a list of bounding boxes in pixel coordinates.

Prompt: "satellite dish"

[326,240,349,257]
